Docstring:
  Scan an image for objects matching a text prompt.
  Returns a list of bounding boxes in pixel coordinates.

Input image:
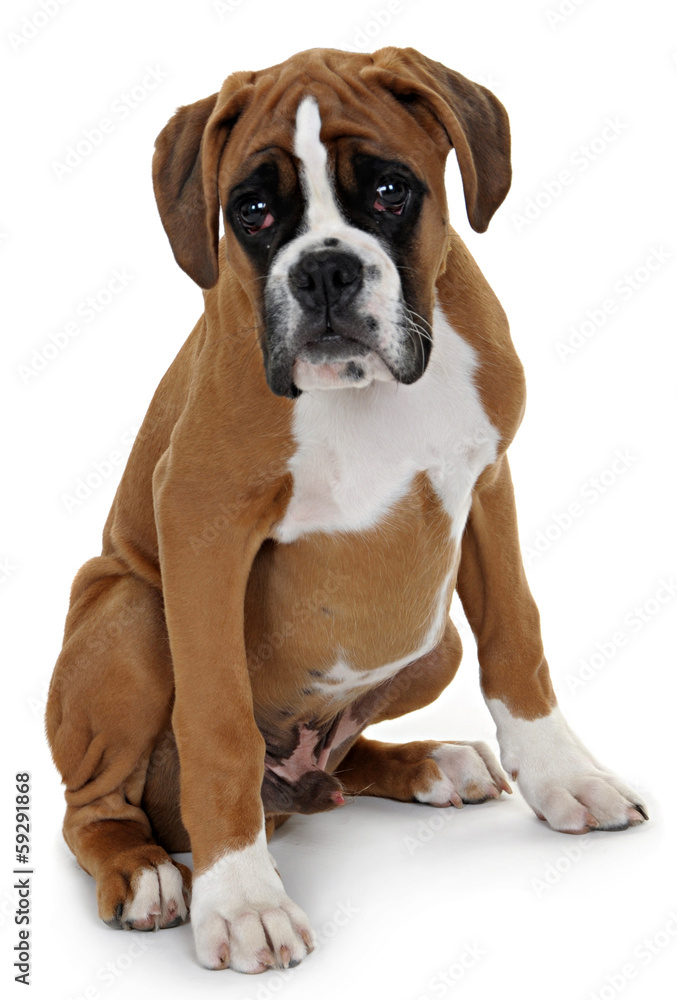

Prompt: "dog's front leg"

[154,458,313,973]
[457,454,647,834]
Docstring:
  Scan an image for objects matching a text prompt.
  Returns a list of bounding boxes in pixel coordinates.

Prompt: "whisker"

[406,307,433,335]
[343,781,376,797]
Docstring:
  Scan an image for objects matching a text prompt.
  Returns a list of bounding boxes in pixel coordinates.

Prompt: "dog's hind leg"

[46,555,190,929]
[328,622,511,806]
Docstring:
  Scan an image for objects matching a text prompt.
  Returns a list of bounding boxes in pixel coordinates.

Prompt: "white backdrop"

[2,1,676,998]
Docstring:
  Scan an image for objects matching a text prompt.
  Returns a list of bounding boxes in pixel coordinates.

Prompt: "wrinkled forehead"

[219,72,441,192]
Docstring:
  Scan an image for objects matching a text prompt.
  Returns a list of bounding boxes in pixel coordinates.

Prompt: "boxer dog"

[47,47,647,974]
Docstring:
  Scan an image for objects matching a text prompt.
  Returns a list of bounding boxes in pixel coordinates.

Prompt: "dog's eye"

[374,178,409,215]
[238,198,274,235]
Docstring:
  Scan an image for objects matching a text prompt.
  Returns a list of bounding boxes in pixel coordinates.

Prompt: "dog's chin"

[292,348,395,392]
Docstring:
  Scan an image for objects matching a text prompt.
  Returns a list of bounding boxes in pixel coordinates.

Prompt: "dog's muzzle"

[288,247,375,372]
[264,242,400,396]
[263,219,432,397]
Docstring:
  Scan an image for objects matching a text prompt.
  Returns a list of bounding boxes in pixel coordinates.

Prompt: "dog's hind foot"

[337,736,511,807]
[413,740,512,807]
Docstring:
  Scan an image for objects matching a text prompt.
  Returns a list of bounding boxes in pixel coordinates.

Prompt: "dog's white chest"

[273,304,500,544]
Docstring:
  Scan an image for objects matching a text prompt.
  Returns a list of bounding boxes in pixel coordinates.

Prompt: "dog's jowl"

[46,47,647,974]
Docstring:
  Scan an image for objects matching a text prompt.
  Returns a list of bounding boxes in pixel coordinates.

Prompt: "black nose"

[288,249,363,313]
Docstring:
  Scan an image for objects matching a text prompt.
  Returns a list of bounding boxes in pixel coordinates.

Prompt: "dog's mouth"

[291,333,395,391]
[297,334,368,363]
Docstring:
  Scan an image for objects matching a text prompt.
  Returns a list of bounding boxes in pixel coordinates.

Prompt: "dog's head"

[153,48,511,398]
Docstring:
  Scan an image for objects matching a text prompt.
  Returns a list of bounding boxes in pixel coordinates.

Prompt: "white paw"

[488,701,648,833]
[123,862,189,930]
[415,740,512,808]
[191,828,314,973]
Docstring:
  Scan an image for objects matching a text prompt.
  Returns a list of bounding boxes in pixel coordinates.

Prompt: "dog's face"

[153,48,511,398]
[225,94,445,397]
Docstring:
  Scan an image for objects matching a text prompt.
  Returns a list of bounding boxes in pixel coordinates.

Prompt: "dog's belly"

[247,472,455,688]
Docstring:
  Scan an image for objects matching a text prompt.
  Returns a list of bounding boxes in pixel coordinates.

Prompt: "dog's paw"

[489,702,648,834]
[191,831,313,973]
[528,769,647,833]
[415,740,512,808]
[100,853,191,930]
[193,896,313,973]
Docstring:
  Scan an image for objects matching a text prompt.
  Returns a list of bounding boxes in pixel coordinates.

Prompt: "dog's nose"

[288,249,363,314]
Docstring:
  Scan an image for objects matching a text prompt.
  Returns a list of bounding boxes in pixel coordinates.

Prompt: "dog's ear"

[152,74,254,289]
[364,48,511,233]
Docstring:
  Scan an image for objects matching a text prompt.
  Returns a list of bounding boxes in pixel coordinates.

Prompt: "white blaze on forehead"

[293,97,344,229]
